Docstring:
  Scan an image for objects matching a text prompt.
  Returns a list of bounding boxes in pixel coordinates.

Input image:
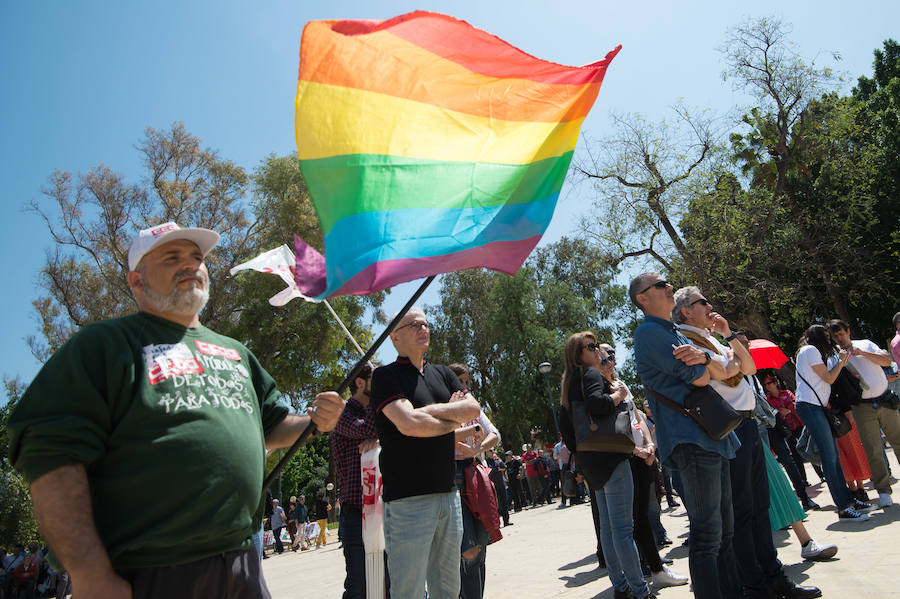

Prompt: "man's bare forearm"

[30,464,131,597]
[265,414,311,450]
[420,398,481,423]
[395,411,461,437]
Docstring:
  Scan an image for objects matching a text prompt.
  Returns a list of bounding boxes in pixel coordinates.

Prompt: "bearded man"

[9,222,345,599]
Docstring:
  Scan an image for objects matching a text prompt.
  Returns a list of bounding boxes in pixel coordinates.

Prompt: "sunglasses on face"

[600,356,614,366]
[690,297,711,307]
[639,280,670,294]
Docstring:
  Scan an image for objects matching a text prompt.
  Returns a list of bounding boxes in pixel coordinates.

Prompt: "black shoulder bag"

[569,368,635,454]
[646,384,742,442]
[796,368,852,438]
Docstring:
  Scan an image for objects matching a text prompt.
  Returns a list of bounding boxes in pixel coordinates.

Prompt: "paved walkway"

[263,452,900,598]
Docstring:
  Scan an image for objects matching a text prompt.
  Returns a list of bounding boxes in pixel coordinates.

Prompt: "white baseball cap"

[128,222,220,271]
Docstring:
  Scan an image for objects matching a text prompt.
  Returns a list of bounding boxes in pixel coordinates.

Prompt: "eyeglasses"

[583,342,601,352]
[395,320,429,332]
[639,280,670,294]
[690,297,711,307]
[600,356,614,366]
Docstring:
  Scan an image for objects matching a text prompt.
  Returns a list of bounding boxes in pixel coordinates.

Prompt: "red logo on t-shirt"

[147,357,205,384]
[194,340,241,361]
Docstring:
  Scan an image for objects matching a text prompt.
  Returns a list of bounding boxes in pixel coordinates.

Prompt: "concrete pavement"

[262,453,900,598]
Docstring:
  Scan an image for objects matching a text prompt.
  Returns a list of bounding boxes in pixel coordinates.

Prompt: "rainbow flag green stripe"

[292,11,619,298]
[302,152,573,236]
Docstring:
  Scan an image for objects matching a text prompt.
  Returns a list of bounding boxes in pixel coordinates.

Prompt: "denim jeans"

[594,459,650,599]
[730,418,782,597]
[384,491,462,599]
[670,443,742,599]
[252,525,264,560]
[796,402,853,510]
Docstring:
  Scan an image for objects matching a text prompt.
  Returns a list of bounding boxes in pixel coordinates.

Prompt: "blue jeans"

[594,460,650,599]
[796,402,853,510]
[670,443,742,599]
[384,491,462,599]
[252,525,264,560]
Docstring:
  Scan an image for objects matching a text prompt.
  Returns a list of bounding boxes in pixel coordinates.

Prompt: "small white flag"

[230,245,321,306]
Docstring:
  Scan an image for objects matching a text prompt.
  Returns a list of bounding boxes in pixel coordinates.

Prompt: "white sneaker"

[800,539,838,561]
[878,492,893,507]
[652,564,689,587]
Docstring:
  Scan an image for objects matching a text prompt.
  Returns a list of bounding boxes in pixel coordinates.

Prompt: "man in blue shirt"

[630,272,741,599]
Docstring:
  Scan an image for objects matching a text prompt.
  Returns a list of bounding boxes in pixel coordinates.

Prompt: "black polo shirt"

[373,357,463,502]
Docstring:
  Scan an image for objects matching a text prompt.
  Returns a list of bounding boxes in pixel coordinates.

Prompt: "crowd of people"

[0,542,69,599]
[6,222,900,599]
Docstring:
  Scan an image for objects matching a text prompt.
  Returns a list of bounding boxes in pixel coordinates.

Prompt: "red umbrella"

[747,339,789,370]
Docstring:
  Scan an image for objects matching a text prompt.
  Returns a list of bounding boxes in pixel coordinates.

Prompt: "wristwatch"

[703,352,712,366]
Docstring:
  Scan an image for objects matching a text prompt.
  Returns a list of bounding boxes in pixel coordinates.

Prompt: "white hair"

[389,306,426,331]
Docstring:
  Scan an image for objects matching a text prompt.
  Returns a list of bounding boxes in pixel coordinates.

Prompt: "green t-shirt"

[9,312,289,569]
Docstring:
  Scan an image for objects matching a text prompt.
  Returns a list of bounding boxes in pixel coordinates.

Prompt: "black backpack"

[829,369,863,411]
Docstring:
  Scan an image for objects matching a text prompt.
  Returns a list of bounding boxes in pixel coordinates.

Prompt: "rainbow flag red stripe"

[293,11,619,298]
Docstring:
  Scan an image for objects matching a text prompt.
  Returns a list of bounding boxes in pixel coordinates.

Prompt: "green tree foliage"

[0,378,40,548]
[425,238,626,449]
[674,34,900,349]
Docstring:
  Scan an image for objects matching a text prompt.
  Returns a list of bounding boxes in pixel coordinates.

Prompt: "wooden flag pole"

[262,275,437,492]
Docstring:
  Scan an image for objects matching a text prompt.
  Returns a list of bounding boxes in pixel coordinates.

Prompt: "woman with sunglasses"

[596,351,688,589]
[558,331,657,599]
[794,324,873,521]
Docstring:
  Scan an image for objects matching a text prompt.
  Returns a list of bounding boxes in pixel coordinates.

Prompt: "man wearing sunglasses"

[630,272,742,599]
[673,287,822,597]
[371,307,482,599]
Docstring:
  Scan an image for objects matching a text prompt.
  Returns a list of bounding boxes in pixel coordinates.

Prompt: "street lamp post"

[538,361,560,440]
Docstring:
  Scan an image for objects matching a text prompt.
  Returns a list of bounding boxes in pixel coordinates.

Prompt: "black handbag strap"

[646,387,690,418]
[795,364,827,409]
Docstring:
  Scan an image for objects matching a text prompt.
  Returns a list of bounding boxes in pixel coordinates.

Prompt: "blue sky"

[2,1,897,385]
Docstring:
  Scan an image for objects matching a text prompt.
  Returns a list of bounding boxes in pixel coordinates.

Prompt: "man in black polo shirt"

[372,307,481,599]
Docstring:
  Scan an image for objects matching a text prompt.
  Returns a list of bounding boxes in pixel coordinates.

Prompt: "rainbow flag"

[293,11,620,298]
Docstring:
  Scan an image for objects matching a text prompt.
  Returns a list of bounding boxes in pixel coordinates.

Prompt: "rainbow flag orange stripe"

[293,11,619,298]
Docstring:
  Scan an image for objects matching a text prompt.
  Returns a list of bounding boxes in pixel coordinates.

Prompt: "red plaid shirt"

[330,397,377,508]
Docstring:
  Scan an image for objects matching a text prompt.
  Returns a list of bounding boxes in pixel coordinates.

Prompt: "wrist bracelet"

[724,332,739,342]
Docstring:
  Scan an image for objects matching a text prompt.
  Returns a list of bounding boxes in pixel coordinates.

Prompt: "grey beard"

[141,271,210,317]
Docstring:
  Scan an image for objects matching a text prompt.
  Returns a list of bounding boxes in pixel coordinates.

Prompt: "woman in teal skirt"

[760,428,838,561]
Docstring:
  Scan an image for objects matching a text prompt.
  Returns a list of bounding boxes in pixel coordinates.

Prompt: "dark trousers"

[630,457,662,572]
[768,428,810,502]
[731,418,782,598]
[122,549,271,599]
[507,477,524,512]
[588,485,605,564]
[670,443,742,599]
[340,505,390,599]
[492,481,510,525]
[539,475,552,504]
[272,527,284,554]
